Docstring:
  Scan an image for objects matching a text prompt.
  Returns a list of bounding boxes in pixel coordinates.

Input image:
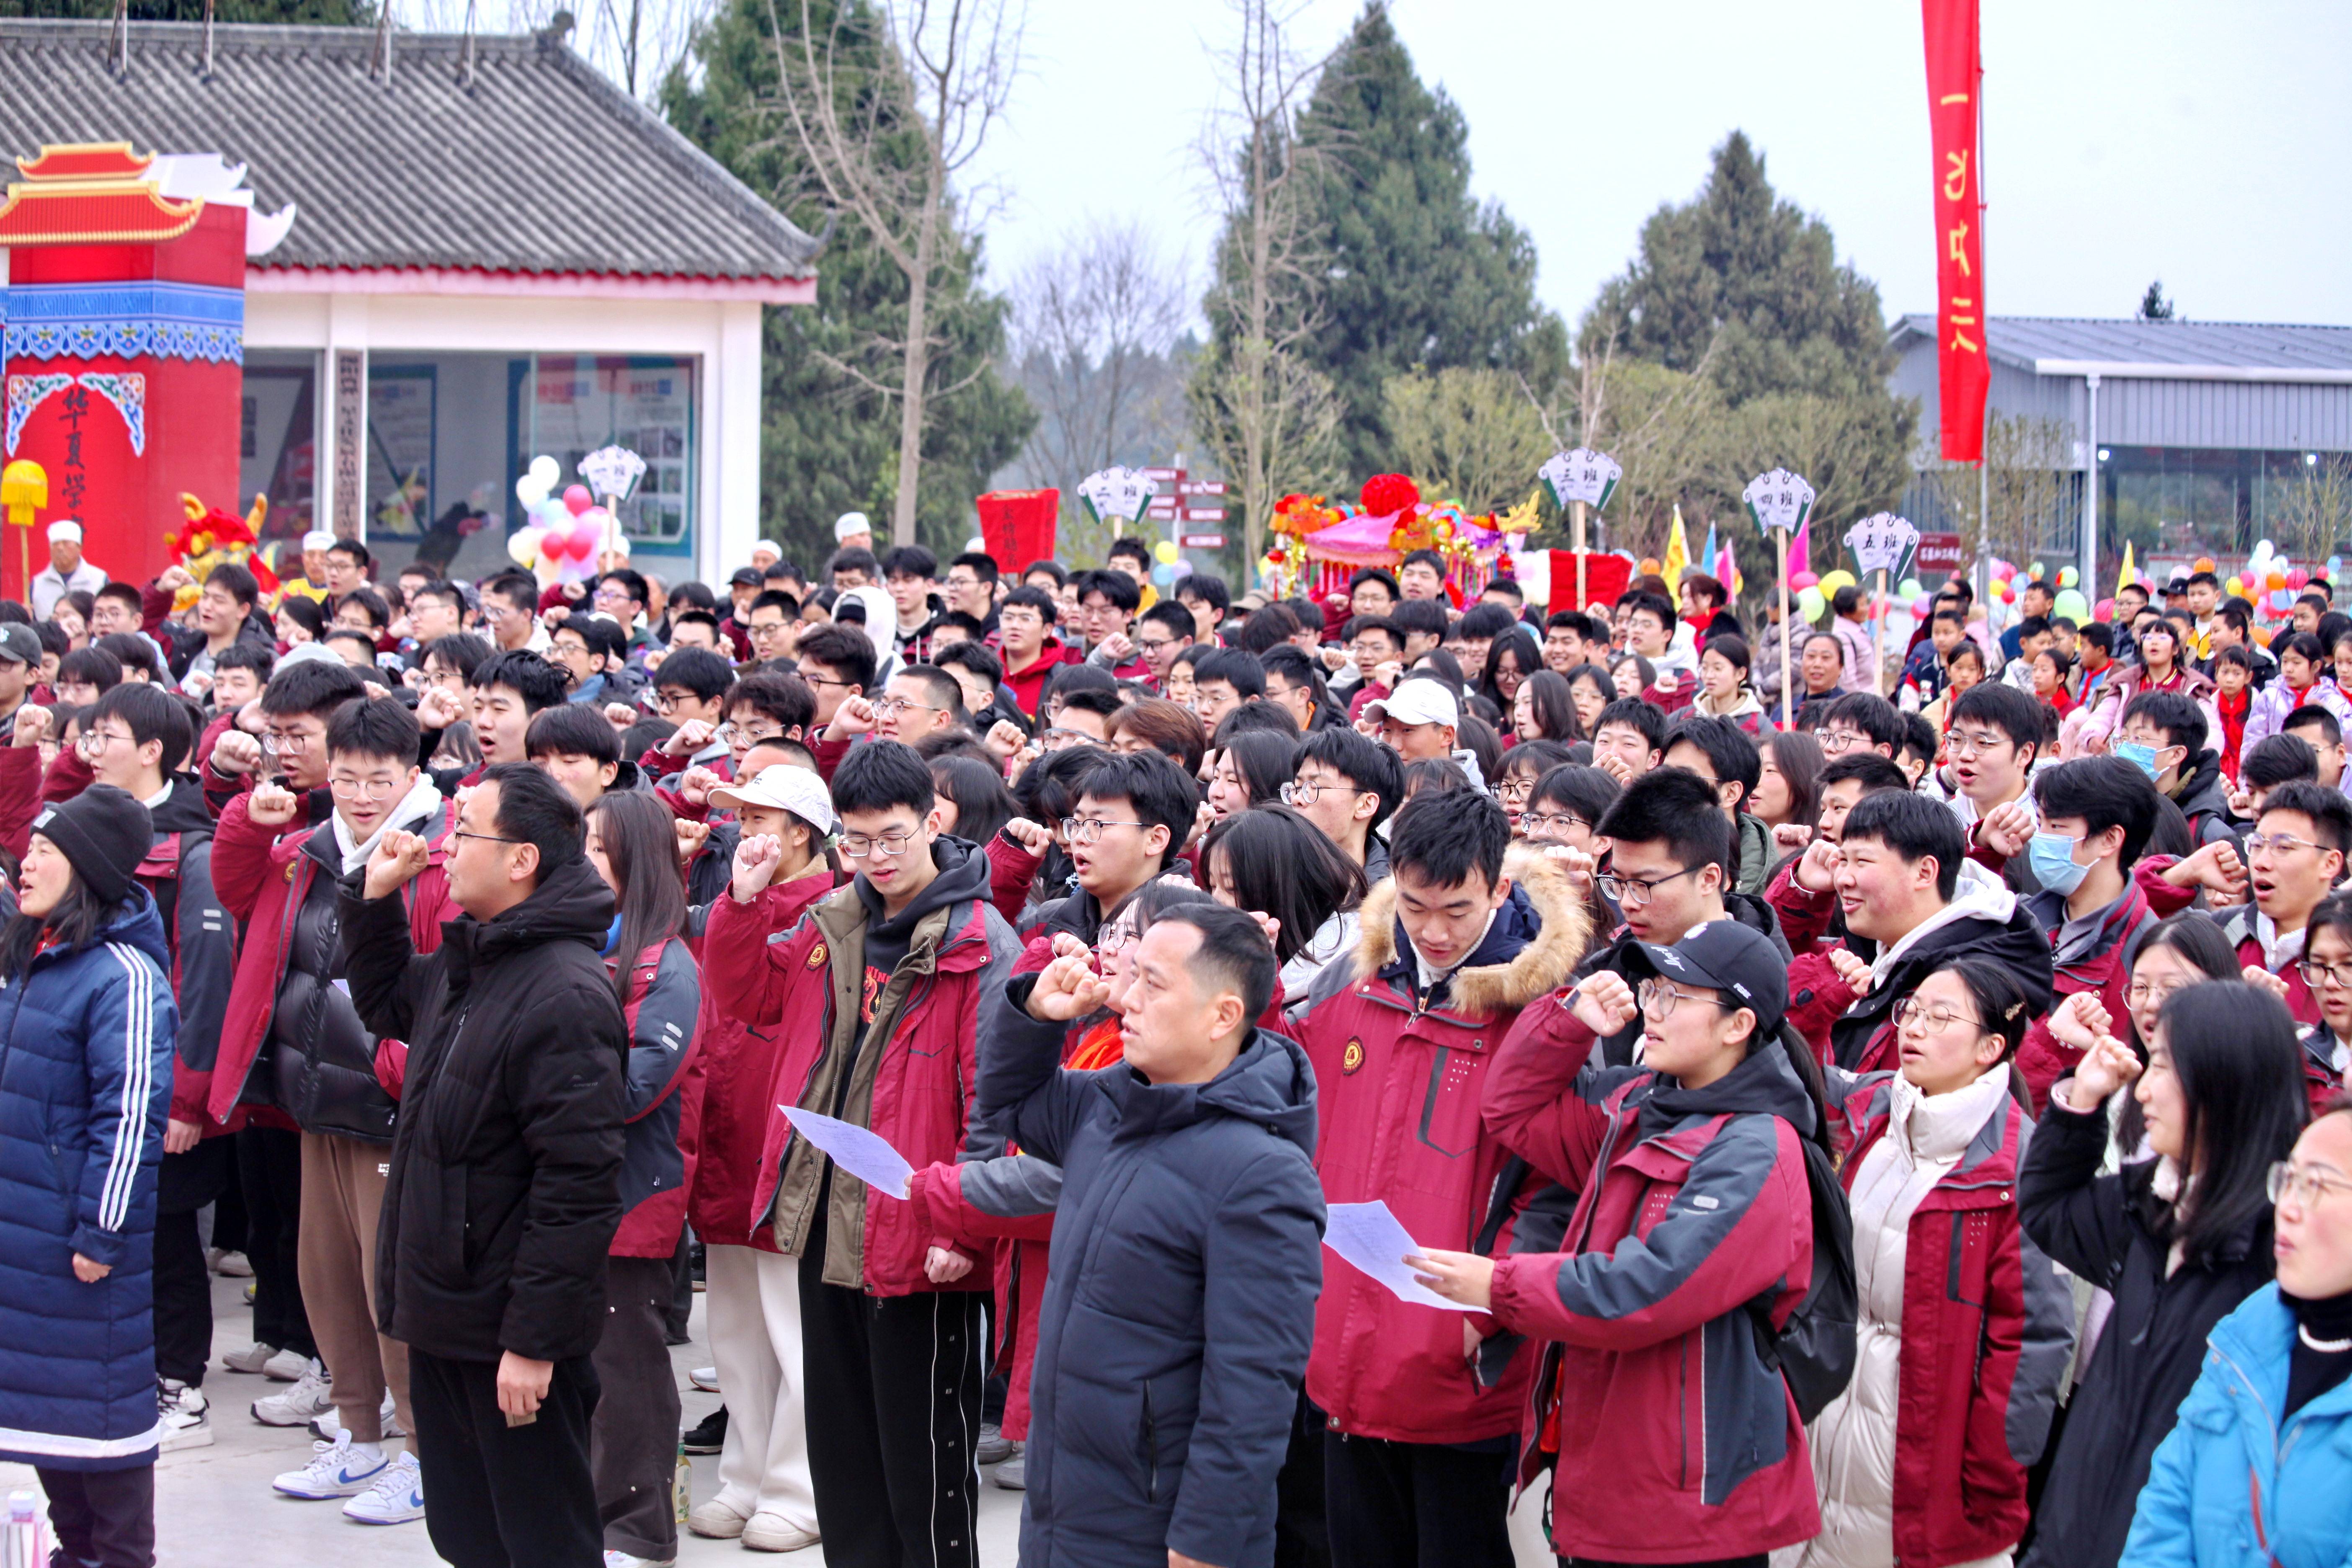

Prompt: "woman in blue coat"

[0,788,179,1568]
[2121,1099,2352,1568]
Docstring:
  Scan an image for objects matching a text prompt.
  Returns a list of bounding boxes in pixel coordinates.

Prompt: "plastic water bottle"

[3,1490,44,1568]
[673,1438,691,1524]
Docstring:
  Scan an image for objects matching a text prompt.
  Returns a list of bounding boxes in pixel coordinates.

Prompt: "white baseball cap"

[1363,678,1459,730]
[301,530,337,552]
[834,511,872,542]
[708,764,838,835]
[46,520,82,544]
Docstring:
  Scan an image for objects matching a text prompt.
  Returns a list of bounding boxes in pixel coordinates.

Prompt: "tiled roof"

[0,18,820,285]
[1893,313,2352,376]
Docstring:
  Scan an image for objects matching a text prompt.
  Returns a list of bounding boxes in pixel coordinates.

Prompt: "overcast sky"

[966,0,2352,335]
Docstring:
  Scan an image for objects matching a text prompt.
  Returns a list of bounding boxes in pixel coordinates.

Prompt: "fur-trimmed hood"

[1348,845,1588,1019]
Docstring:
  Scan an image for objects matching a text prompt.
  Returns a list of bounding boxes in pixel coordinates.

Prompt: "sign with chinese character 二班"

[1742,469,1816,535]
[1078,466,1158,526]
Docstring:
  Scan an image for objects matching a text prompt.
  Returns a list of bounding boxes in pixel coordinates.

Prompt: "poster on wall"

[366,365,436,538]
[526,356,695,552]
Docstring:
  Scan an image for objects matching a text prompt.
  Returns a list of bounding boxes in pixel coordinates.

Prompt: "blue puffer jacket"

[2121,1285,2352,1568]
[0,891,178,1470]
[977,977,1325,1568]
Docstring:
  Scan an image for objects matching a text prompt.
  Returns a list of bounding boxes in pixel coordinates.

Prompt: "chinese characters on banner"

[1923,0,1986,462]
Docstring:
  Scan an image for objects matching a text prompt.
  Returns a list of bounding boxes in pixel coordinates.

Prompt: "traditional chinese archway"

[0,142,286,601]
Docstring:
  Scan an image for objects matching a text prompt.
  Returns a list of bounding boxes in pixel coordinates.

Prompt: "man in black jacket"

[341,762,627,1568]
[983,903,1323,1568]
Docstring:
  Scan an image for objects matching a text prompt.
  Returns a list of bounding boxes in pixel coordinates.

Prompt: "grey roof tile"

[1893,313,2352,374]
[0,18,819,284]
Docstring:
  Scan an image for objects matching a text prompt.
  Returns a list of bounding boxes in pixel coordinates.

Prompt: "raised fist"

[10,704,52,750]
[665,719,717,758]
[247,780,300,828]
[415,685,465,732]
[1568,972,1639,1038]
[828,696,877,740]
[1000,817,1052,856]
[731,833,783,903]
[211,728,262,776]
[1027,952,1111,1023]
[364,828,432,901]
[679,766,723,809]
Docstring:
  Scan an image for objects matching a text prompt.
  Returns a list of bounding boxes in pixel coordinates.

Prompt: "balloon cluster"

[2222,539,2312,617]
[509,457,615,585]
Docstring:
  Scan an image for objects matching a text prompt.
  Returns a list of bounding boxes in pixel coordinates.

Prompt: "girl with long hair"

[1478,633,1534,712]
[1204,730,1294,821]
[1802,959,2072,1568]
[2019,980,2308,1568]
[1692,633,1768,735]
[581,791,702,1568]
[1490,740,1572,830]
[1199,804,1367,1003]
[1512,668,1583,745]
[1563,663,1614,736]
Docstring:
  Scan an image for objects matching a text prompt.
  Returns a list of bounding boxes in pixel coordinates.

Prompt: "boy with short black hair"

[995,585,1078,720]
[1589,696,1665,783]
[526,701,627,809]
[2117,689,2237,848]
[2209,779,2352,1026]
[1289,727,1403,879]
[2283,703,2348,792]
[1664,714,1767,892]
[704,740,1019,1568]
[1024,748,1197,959]
[1944,682,2044,867]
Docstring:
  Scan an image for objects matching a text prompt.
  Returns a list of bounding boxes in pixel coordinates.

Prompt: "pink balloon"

[1790,571,1820,591]
[2289,568,2311,590]
[1910,594,1933,615]
[570,523,600,561]
[563,484,594,517]
[2093,598,2115,623]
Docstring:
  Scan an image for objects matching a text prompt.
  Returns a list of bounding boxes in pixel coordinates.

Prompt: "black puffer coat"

[341,854,628,1364]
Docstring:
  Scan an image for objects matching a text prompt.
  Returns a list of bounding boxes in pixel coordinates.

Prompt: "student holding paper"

[707,740,1019,1568]
[1294,791,1584,1568]
[1415,919,1834,1568]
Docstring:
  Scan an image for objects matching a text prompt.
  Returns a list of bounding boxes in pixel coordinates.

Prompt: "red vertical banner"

[1923,0,1986,462]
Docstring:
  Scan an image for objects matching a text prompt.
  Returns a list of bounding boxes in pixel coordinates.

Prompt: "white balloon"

[529,454,561,487]
[516,475,551,509]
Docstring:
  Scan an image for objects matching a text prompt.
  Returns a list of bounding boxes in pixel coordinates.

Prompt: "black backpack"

[1748,1132,1857,1424]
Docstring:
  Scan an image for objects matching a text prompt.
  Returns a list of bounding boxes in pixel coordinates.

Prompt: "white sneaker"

[740,1511,820,1551]
[689,1366,720,1392]
[341,1451,424,1525]
[603,1554,676,1568]
[252,1360,333,1426]
[684,1498,748,1539]
[219,1341,279,1375]
[309,1392,405,1442]
[262,1347,312,1381]
[211,1249,254,1277]
[273,1435,387,1499]
[157,1379,213,1452]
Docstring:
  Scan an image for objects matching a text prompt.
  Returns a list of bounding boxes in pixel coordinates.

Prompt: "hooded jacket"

[681,867,834,1251]
[2169,748,2241,851]
[1774,860,2056,1075]
[1480,1008,1825,1564]
[0,891,178,1470]
[2012,857,2194,1111]
[342,854,629,1364]
[607,936,702,1258]
[2017,1087,2277,1568]
[1556,888,1793,1070]
[2211,901,2322,1029]
[2120,1285,2352,1568]
[1295,849,1584,1444]
[974,977,1324,1568]
[1803,1070,2074,1568]
[1005,637,1084,720]
[2238,671,2352,756]
[712,836,1019,1296]
[2293,1021,2346,1117]
[198,782,454,1135]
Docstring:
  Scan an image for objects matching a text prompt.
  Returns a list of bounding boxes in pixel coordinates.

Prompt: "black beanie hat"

[31,785,154,908]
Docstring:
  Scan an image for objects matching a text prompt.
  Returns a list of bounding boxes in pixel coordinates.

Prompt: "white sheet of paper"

[1323,1200,1478,1312]
[776,1106,913,1199]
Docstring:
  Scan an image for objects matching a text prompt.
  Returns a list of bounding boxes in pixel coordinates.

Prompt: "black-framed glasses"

[1280,779,1364,807]
[1635,979,1733,1020]
[1060,816,1148,845]
[2299,959,2352,990]
[1490,779,1537,806]
[452,829,524,847]
[1597,864,1705,907]
[838,830,917,859]
[1517,810,1588,836]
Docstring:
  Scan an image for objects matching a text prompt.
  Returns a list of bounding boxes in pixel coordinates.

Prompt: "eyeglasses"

[2299,959,2352,990]
[874,696,941,718]
[1946,729,2012,760]
[452,829,524,847]
[328,775,406,800]
[1280,779,1365,807]
[1635,979,1733,1020]
[2247,832,2330,857]
[1136,637,1179,656]
[1490,780,1537,807]
[261,729,318,754]
[1099,923,1138,957]
[718,722,786,748]
[1059,816,1149,845]
[1893,996,1984,1034]
[1816,728,1865,756]
[2126,977,2194,1006]
[1517,811,1588,836]
[1041,727,1096,747]
[75,728,133,756]
[838,830,918,859]
[798,671,852,688]
[2268,1161,2352,1208]
[1597,864,1705,907]
[649,690,691,714]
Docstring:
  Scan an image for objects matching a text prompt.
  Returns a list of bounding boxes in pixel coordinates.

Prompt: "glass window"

[518,355,697,555]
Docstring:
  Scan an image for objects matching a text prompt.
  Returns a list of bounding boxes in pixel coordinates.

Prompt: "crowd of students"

[4,513,2352,1568]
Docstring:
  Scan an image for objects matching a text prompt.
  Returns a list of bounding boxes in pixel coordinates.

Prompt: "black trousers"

[35,1465,153,1568]
[590,1256,680,1561]
[235,1125,315,1359]
[152,1139,232,1385]
[408,1347,603,1568]
[797,1228,985,1568]
[1324,1429,1514,1568]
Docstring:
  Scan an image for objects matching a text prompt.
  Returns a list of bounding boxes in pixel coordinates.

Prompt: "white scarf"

[331,773,444,874]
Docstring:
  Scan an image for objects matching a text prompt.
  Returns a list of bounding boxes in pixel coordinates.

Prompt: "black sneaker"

[682,1406,728,1455]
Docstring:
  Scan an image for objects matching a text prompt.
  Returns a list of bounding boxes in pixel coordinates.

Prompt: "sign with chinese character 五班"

[1844,513,1920,575]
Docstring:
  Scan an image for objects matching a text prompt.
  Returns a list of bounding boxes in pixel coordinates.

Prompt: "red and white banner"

[1923,0,1986,462]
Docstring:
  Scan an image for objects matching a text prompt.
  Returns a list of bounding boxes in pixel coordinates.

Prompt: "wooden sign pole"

[1779,529,1794,728]
[1572,499,1588,610]
[1873,566,1888,696]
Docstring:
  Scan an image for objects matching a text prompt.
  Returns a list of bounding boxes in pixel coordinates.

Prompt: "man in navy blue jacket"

[981,903,1323,1568]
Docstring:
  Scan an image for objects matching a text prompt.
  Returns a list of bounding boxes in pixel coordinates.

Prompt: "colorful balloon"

[1790,571,1820,592]
[2093,598,2114,623]
[563,484,594,517]
[1795,585,1826,623]
[2226,576,2245,598]
[2053,588,2090,623]
[2058,566,2079,589]
[507,526,543,569]
[1153,539,1179,565]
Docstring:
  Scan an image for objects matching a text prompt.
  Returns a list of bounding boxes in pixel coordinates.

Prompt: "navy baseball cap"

[1618,919,1788,1034]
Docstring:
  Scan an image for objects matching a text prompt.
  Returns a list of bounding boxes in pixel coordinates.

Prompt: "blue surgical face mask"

[2115,740,2161,779]
[2028,831,2092,897]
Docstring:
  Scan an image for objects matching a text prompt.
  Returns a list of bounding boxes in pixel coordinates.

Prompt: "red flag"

[1923,0,1987,462]
[974,489,1059,570]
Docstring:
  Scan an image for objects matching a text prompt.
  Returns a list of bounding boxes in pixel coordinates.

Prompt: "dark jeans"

[797,1221,985,1568]
[235,1126,314,1359]
[408,1347,603,1568]
[35,1465,153,1568]
[1324,1429,1513,1568]
[591,1256,681,1561]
